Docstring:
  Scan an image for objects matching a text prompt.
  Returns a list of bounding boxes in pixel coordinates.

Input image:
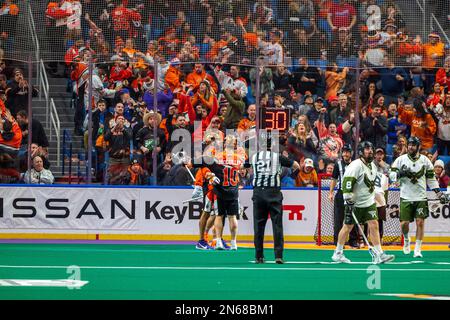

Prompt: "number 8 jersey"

[342,159,378,208]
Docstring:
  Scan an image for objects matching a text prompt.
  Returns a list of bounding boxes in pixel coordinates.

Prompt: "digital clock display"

[259,108,291,132]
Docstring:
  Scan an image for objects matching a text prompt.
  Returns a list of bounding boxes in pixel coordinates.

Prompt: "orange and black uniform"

[201,151,245,216]
[194,167,217,214]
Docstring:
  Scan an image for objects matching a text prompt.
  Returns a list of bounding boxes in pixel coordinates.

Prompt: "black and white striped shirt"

[251,151,293,188]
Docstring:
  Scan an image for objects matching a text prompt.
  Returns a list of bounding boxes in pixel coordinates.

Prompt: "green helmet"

[358,141,375,163]
[407,136,421,157]
[407,136,421,147]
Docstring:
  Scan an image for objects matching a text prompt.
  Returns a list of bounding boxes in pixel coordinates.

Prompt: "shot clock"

[259,108,292,132]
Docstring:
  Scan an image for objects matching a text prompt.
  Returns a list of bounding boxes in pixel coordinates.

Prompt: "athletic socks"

[336,243,344,253]
[415,240,422,252]
[374,245,383,255]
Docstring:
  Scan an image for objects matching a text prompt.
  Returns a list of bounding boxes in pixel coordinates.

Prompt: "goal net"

[315,174,402,246]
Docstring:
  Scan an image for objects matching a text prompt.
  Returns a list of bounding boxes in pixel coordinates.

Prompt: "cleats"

[221,239,231,250]
[196,239,214,250]
[373,252,395,264]
[332,251,351,263]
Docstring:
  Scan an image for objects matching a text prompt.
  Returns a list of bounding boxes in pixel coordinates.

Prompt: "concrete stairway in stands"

[31,75,87,181]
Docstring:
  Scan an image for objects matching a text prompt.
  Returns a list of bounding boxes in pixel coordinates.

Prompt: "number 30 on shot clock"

[259,108,291,132]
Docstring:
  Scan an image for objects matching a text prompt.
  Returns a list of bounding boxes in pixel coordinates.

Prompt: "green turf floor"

[0,244,449,300]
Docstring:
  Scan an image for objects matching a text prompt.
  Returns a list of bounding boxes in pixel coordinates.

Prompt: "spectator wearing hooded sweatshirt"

[398,99,436,151]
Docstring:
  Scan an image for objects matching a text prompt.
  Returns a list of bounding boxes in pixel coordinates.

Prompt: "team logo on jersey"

[404,166,425,184]
[363,174,375,193]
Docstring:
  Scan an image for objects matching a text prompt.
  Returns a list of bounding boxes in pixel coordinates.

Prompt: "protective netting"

[315,174,402,246]
[315,174,335,245]
[1,0,449,67]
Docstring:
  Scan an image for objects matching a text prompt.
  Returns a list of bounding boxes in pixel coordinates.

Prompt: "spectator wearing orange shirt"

[422,32,445,93]
[398,99,437,151]
[325,63,348,99]
[293,158,318,187]
[237,104,256,136]
[186,63,218,94]
[191,79,215,111]
[164,58,183,92]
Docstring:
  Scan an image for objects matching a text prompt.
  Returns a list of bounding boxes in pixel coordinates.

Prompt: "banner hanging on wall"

[0,186,449,239]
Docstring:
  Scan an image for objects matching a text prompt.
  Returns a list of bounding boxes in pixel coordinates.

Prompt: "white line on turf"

[372,293,450,300]
[0,265,449,272]
[248,261,426,265]
[0,279,88,288]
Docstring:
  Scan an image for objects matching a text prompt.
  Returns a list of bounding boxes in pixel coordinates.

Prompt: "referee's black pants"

[334,190,358,245]
[252,187,284,259]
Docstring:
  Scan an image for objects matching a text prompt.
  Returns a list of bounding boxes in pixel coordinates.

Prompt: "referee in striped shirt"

[249,134,300,264]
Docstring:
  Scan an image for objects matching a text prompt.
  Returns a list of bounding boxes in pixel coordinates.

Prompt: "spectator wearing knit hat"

[164,58,183,92]
[5,69,38,117]
[434,159,450,188]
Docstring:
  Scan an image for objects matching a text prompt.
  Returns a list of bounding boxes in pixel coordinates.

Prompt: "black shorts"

[217,198,240,217]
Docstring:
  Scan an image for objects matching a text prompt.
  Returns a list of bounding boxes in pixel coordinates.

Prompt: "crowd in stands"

[0,70,52,184]
[2,0,450,186]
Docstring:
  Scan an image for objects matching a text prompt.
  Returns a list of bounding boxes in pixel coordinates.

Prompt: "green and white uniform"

[390,154,439,222]
[342,159,378,224]
[374,172,389,208]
